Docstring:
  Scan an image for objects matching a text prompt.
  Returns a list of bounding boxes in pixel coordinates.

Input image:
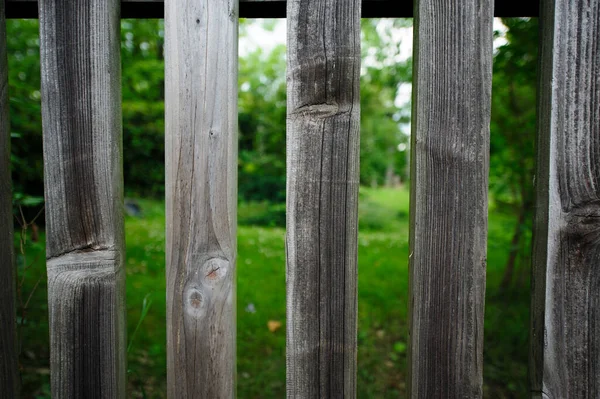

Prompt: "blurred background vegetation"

[7,17,537,398]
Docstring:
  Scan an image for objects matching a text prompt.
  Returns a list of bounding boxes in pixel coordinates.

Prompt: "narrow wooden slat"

[531,1,600,397]
[5,0,540,19]
[0,2,19,397]
[165,0,238,396]
[286,0,360,397]
[408,1,493,397]
[39,0,125,397]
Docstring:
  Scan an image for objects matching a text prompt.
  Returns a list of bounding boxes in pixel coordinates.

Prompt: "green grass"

[15,187,529,398]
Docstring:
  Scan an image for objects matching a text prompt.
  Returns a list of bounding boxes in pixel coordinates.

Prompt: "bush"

[238,201,286,228]
[358,198,407,232]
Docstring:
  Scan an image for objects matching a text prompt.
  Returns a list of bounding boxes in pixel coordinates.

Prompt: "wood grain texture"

[38,0,125,397]
[408,0,492,397]
[165,0,238,397]
[531,1,600,397]
[0,2,19,398]
[286,0,360,397]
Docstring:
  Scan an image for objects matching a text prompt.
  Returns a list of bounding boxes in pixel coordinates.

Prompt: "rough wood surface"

[165,0,238,397]
[4,0,540,18]
[531,1,600,397]
[408,1,492,397]
[38,0,125,397]
[0,2,19,397]
[286,0,360,397]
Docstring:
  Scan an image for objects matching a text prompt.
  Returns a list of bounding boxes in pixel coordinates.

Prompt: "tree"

[489,18,538,289]
[237,25,287,202]
[121,19,166,197]
[7,19,412,203]
[236,19,414,202]
[6,19,43,210]
[360,19,412,187]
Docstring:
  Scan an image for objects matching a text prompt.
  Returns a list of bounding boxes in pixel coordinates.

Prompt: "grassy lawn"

[15,187,529,398]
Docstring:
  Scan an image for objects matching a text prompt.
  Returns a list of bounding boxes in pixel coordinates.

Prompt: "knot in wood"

[564,201,600,249]
[184,286,206,319]
[189,291,202,309]
[290,102,341,119]
[202,257,229,287]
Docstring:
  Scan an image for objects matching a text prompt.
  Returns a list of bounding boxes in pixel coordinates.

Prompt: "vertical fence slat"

[165,0,238,396]
[531,1,600,397]
[286,0,361,396]
[39,0,125,397]
[0,3,19,397]
[408,1,493,397]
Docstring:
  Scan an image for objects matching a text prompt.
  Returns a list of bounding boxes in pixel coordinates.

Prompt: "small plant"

[128,293,154,354]
[127,293,154,399]
[14,205,45,351]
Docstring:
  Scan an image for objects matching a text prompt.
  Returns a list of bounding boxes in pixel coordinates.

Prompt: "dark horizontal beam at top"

[6,0,539,19]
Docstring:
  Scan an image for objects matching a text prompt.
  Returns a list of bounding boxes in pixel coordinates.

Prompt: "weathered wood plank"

[39,0,125,397]
[5,0,540,18]
[408,0,493,397]
[165,0,238,396]
[286,0,360,397]
[0,2,19,398]
[531,1,600,397]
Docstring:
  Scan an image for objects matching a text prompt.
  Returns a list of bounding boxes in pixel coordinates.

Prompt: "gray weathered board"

[165,0,238,396]
[4,0,540,18]
[408,0,493,397]
[39,0,126,397]
[0,2,19,398]
[286,0,361,397]
[531,0,600,397]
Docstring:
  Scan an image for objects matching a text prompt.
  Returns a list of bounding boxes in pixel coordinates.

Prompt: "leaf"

[393,341,406,353]
[18,196,44,207]
[267,320,282,333]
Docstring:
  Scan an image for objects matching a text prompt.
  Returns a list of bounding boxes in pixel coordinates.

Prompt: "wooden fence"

[0,0,598,398]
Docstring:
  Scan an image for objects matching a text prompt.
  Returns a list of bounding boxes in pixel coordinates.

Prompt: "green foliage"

[6,20,43,208]
[7,18,538,397]
[121,20,166,197]
[6,18,538,212]
[238,200,286,227]
[489,18,538,287]
[238,19,414,200]
[358,187,409,231]
[238,40,287,202]
[7,19,413,203]
[490,18,538,214]
[360,20,412,187]
[6,19,169,202]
